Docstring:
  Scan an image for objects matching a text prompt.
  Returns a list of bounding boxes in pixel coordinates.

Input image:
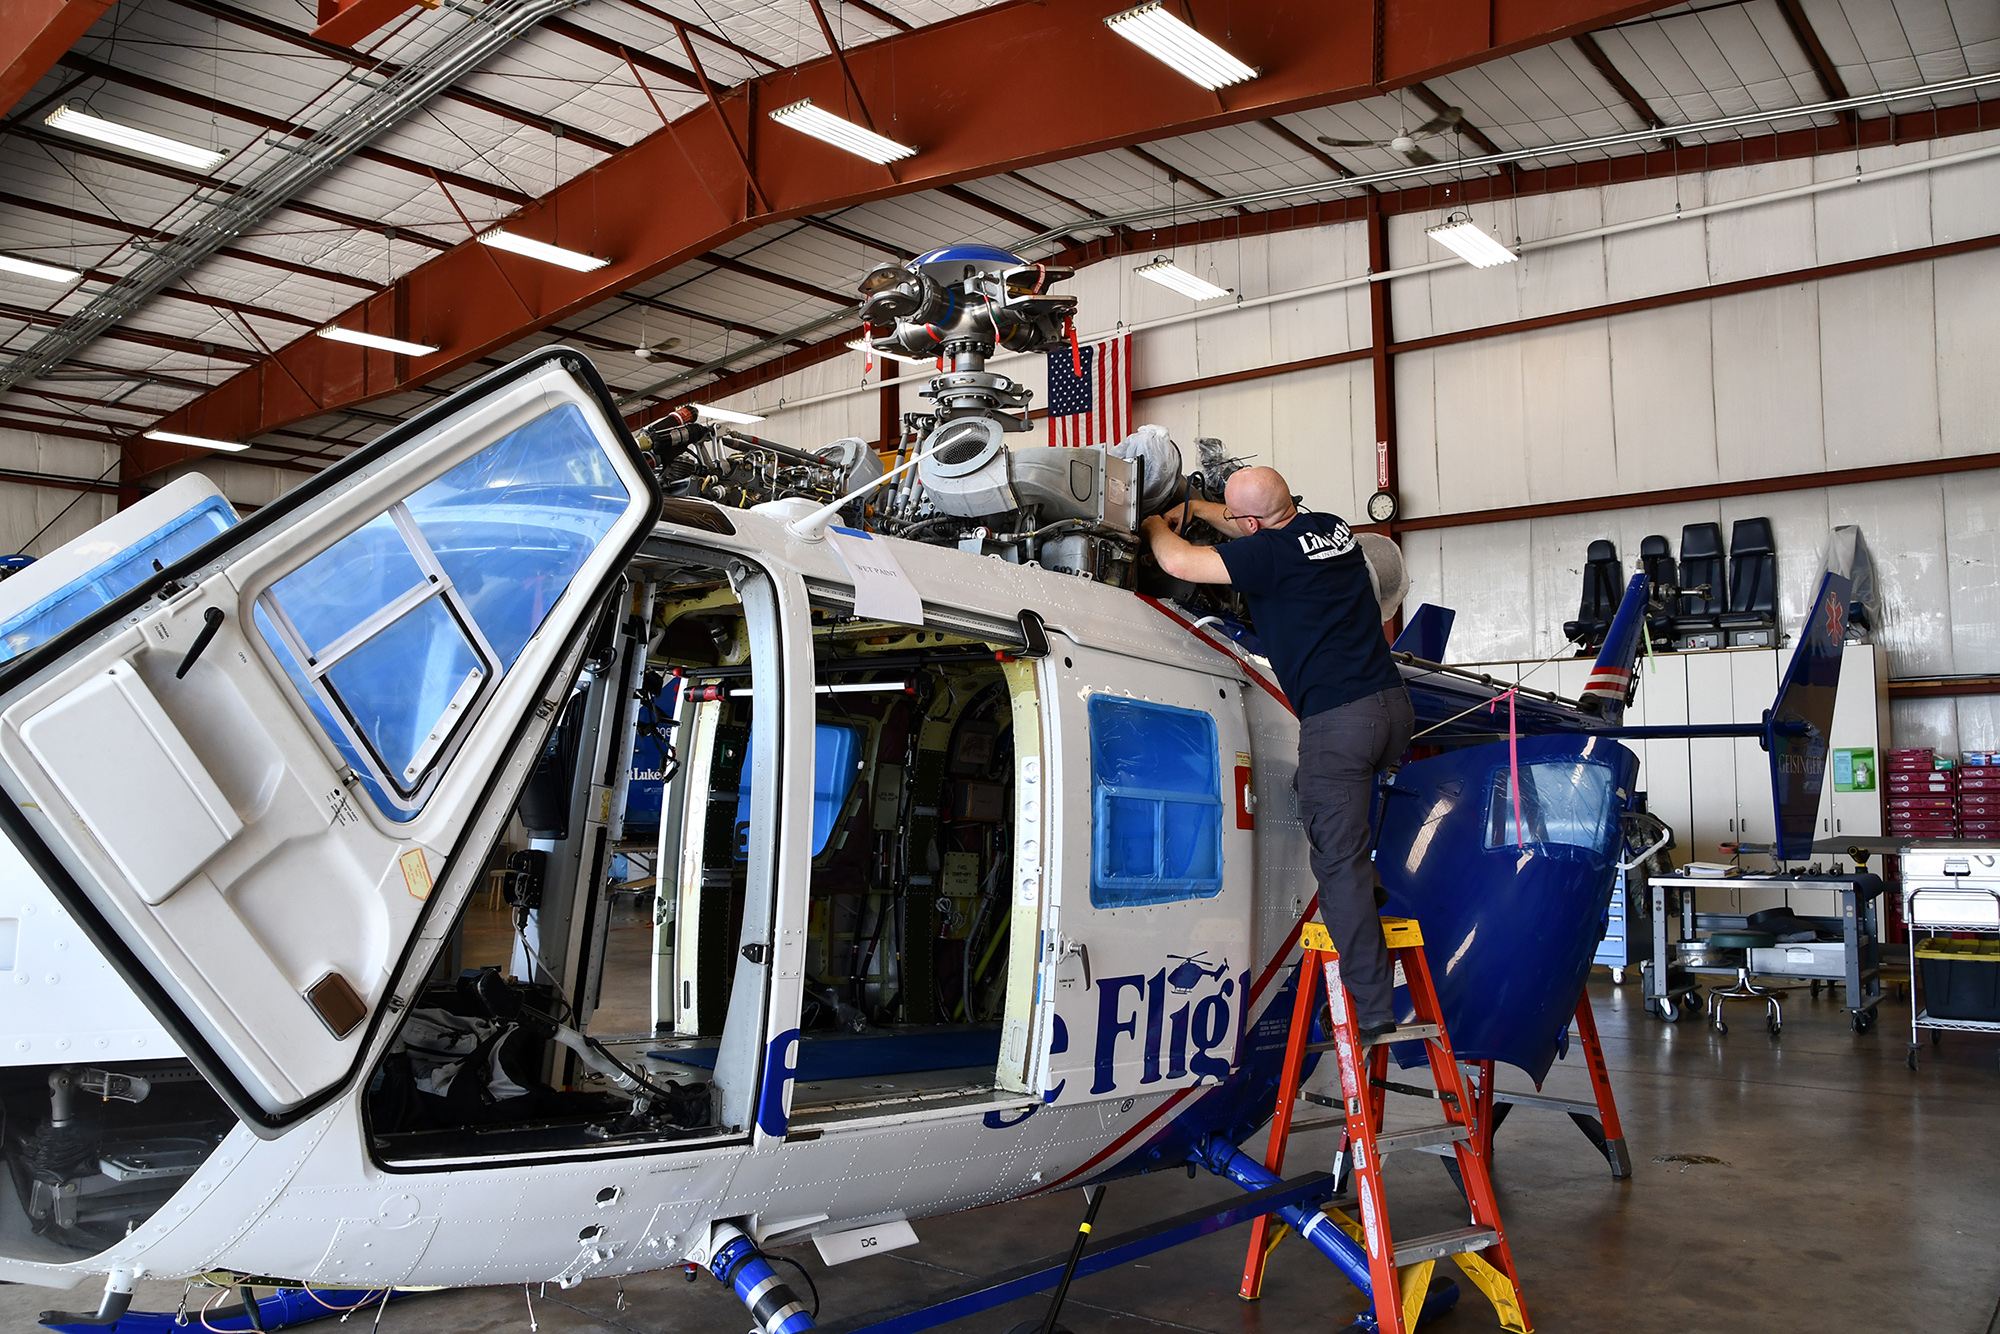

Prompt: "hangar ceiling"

[0,0,1993,479]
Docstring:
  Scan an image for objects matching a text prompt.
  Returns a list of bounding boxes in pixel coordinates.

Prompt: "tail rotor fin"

[1766,527,1857,861]
[1391,604,1455,662]
[1579,574,1650,725]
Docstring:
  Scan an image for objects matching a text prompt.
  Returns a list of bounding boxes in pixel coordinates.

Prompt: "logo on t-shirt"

[1297,521,1355,561]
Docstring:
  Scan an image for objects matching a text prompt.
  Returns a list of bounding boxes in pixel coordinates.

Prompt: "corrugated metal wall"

[739,126,2000,753]
[0,428,119,559]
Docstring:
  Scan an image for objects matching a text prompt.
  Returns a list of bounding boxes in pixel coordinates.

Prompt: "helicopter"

[0,248,1853,1334]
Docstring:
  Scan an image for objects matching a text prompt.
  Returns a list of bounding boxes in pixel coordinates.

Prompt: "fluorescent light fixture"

[45,104,227,170]
[1426,215,1517,268]
[317,325,438,357]
[0,254,82,285]
[478,228,610,272]
[1105,2,1257,90]
[693,403,765,426]
[1135,256,1230,301]
[144,429,247,453]
[845,339,931,365]
[768,98,916,164]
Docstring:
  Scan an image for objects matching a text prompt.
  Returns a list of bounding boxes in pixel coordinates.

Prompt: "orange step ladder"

[1240,918,1532,1334]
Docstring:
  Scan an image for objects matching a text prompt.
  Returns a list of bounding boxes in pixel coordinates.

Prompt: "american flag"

[1046,333,1130,447]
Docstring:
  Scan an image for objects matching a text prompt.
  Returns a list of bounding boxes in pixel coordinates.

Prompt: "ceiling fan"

[1318,104,1466,166]
[633,335,683,361]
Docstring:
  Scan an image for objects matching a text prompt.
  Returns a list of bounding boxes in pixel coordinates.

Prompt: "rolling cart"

[1900,845,2000,1071]
[1643,872,1884,1029]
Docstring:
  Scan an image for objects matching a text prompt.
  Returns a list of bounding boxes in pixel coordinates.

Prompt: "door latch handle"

[175,607,225,680]
[1058,939,1092,989]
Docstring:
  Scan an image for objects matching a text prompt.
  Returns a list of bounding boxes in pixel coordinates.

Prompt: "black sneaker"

[1355,1020,1399,1043]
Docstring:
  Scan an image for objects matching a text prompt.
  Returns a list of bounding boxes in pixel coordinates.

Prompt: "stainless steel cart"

[1643,872,1885,1030]
[1900,845,2000,1071]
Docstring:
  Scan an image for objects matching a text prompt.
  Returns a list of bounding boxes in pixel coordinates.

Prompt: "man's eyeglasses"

[1224,511,1267,525]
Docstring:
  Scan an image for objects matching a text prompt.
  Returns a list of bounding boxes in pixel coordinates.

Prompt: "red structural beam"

[136,0,1686,475]
[0,0,114,117]
[660,93,2000,420]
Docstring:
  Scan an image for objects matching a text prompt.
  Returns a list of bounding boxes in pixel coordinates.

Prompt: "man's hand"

[1142,511,1231,586]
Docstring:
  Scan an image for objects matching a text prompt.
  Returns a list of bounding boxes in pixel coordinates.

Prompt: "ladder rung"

[1390,1226,1498,1267]
[1374,1122,1469,1155]
[1300,1022,1442,1055]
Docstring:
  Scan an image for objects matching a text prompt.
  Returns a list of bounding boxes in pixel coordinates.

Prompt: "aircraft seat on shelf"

[1638,534,1678,646]
[1562,539,1624,654]
[1720,517,1778,646]
[1674,523,1726,650]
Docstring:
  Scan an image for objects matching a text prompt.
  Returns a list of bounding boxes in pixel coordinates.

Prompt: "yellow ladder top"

[1299,917,1423,953]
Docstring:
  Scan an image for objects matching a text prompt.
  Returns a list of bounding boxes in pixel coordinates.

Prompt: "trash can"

[1915,939,2000,1021]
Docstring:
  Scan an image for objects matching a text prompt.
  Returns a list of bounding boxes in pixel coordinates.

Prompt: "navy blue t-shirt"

[1216,512,1403,718]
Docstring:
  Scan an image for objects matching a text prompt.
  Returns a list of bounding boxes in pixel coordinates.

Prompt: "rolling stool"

[1704,930,1787,1035]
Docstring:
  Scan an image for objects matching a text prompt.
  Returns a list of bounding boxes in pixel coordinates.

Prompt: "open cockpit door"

[0,349,659,1134]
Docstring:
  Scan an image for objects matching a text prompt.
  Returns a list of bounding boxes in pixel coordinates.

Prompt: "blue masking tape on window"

[736,722,863,859]
[1088,694,1223,907]
[0,495,236,664]
[1485,760,1616,851]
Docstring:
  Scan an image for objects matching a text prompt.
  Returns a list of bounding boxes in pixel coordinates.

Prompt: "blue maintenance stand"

[814,1173,1338,1334]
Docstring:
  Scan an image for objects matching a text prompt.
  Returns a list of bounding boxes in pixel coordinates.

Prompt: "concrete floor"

[9,978,1998,1334]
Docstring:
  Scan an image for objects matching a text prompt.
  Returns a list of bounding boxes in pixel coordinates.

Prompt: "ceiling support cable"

[1774,0,1856,141]
[157,0,624,154]
[666,26,769,216]
[0,0,580,395]
[804,0,900,186]
[1571,33,1681,149]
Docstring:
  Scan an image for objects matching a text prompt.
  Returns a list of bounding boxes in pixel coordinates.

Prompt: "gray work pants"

[1296,685,1416,1029]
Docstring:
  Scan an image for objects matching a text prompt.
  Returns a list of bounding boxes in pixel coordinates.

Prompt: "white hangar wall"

[0,428,120,558]
[0,429,301,570]
[701,129,2000,754]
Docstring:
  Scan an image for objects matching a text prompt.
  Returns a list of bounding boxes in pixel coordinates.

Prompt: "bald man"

[1141,467,1414,1039]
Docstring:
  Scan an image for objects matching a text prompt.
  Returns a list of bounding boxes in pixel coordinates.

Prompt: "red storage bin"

[1889,797,1958,814]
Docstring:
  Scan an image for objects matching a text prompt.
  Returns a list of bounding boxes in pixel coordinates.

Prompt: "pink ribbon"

[1489,688,1523,848]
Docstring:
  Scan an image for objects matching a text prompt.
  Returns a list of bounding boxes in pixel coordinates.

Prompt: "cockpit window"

[256,405,631,819]
[1484,761,1616,851]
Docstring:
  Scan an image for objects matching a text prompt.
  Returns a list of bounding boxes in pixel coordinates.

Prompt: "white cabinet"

[1627,654,1693,868]
[1730,651,1781,848]
[1684,650,1744,859]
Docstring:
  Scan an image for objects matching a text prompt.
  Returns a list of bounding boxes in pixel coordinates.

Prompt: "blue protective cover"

[623,678,681,832]
[0,495,235,664]
[735,722,862,859]
[910,243,1025,271]
[1376,732,1638,1083]
[1087,694,1223,908]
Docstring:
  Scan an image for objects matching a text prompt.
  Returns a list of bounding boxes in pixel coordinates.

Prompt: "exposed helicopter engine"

[635,405,881,518]
[635,243,1193,587]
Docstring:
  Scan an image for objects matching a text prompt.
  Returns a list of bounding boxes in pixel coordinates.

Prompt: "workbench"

[1641,872,1885,1031]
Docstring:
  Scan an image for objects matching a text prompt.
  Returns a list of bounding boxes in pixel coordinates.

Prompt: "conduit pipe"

[705,135,2000,423]
[1189,1135,1376,1295]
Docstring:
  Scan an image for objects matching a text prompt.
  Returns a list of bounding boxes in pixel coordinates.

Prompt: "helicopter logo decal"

[1167,952,1230,994]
